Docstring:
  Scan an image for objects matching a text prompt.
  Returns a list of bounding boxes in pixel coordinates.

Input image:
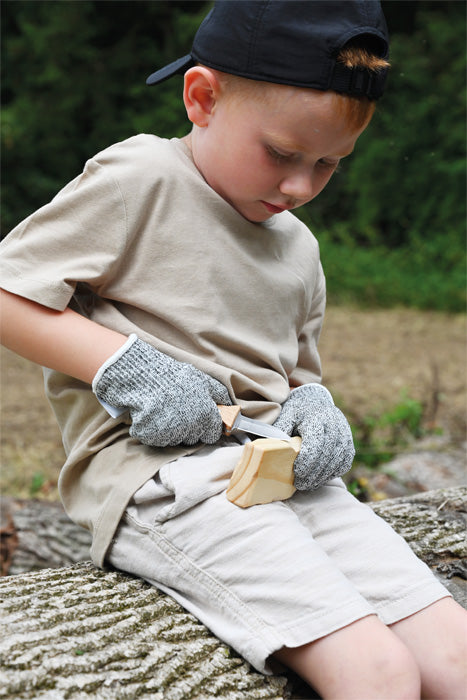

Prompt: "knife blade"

[217,405,291,441]
[97,397,291,442]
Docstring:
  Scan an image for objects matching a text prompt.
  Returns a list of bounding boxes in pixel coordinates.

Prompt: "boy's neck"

[181,133,193,152]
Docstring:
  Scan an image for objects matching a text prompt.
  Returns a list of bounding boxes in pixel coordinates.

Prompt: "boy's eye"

[266,145,292,162]
[318,158,340,172]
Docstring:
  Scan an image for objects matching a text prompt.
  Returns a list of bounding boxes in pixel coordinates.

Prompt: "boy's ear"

[183,66,221,127]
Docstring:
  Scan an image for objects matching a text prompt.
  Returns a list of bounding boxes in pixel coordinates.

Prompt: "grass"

[318,236,466,312]
[351,391,428,468]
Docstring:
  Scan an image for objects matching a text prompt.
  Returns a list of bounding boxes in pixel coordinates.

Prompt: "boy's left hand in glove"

[273,383,355,491]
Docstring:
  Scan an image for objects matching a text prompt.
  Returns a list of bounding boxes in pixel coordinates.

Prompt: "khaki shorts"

[106,439,449,674]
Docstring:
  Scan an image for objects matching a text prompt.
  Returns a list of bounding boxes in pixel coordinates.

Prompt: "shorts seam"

[373,580,452,623]
[382,581,440,605]
[282,598,373,630]
[123,510,284,649]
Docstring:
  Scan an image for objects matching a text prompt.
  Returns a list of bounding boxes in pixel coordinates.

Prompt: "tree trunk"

[371,486,467,605]
[1,497,92,576]
[1,487,465,699]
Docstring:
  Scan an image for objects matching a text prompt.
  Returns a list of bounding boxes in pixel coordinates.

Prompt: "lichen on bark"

[1,486,465,699]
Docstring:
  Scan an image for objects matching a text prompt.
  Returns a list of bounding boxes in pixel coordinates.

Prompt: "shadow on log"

[0,487,465,699]
[1,498,92,576]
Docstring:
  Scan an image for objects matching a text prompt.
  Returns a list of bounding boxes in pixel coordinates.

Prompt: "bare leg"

[390,597,467,700]
[273,614,421,700]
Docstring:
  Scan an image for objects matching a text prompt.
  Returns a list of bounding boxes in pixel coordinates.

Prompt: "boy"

[1,2,466,697]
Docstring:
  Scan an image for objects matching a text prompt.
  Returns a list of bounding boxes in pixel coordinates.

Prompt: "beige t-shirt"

[0,134,326,565]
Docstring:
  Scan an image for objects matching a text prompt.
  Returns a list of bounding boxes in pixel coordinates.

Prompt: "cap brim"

[146,55,194,85]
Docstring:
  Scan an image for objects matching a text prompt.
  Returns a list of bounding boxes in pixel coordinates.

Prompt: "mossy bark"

[371,486,466,605]
[0,562,289,699]
[1,487,465,698]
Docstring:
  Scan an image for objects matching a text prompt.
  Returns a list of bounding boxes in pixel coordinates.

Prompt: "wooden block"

[226,436,302,508]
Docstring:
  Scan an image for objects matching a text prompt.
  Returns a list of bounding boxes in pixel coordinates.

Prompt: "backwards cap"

[146,0,389,100]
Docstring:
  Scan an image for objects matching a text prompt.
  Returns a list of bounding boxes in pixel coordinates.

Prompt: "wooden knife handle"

[217,405,241,435]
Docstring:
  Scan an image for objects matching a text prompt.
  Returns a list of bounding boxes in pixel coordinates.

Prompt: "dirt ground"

[1,306,466,500]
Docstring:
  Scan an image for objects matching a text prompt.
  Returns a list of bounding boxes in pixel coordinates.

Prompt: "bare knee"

[378,641,421,700]
[273,616,421,700]
[391,598,467,700]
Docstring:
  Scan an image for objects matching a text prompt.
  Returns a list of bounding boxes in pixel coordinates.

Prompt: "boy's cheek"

[314,172,336,199]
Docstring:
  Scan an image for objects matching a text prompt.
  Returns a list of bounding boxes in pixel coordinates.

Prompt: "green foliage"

[313,231,466,310]
[1,1,465,311]
[350,392,427,468]
[379,392,424,440]
[29,471,46,496]
[351,5,465,250]
[300,3,466,245]
[1,0,208,232]
[296,2,466,311]
[346,477,370,501]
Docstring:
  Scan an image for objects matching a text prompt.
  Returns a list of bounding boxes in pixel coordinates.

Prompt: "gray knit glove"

[273,383,355,490]
[92,334,232,447]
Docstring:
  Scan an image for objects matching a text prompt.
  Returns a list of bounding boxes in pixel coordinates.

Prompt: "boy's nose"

[279,172,313,204]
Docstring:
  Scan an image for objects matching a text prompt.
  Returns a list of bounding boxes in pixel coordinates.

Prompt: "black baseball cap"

[146,0,389,100]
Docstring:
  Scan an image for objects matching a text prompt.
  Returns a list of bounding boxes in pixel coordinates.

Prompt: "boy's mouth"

[261,201,287,214]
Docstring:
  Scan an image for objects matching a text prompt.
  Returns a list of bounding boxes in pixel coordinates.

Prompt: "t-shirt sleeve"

[0,157,128,311]
[288,260,326,386]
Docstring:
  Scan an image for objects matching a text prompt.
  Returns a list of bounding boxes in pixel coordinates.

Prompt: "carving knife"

[97,398,291,441]
[217,405,291,441]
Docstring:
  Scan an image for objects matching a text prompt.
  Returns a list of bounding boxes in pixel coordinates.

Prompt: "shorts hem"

[375,579,452,625]
[256,608,376,675]
[117,513,377,676]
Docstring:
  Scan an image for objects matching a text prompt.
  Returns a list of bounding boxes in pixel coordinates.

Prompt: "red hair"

[333,43,390,129]
[206,44,389,130]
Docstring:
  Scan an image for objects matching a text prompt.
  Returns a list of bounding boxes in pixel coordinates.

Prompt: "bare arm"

[0,289,128,384]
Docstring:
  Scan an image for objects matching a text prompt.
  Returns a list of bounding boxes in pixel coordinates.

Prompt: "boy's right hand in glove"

[273,383,355,491]
[92,334,231,447]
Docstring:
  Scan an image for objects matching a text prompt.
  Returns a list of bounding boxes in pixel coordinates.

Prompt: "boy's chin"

[237,205,276,224]
[224,195,275,223]
[246,214,275,224]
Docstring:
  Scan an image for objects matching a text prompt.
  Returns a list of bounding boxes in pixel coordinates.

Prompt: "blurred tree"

[1,1,465,310]
[1,0,209,234]
[299,1,465,254]
[348,3,465,251]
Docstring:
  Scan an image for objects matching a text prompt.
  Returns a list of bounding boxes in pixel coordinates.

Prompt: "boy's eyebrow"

[264,133,306,152]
